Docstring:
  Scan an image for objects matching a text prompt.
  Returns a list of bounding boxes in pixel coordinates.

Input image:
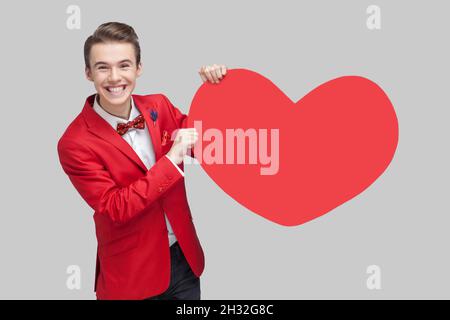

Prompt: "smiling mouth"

[105,85,127,96]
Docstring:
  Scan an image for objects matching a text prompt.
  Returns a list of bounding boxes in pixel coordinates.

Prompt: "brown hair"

[84,22,141,69]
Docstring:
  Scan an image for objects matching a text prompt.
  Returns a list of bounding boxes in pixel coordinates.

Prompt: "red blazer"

[57,93,204,300]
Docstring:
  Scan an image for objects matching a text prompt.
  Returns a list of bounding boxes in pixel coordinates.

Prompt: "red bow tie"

[116,115,146,136]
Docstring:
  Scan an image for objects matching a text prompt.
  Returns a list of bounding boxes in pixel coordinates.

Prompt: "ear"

[85,67,93,82]
[136,62,143,78]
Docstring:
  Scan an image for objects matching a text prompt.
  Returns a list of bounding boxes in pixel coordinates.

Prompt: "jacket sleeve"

[57,137,183,225]
[161,94,196,158]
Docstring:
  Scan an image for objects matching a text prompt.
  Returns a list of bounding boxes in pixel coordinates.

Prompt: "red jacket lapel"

[81,94,148,172]
[133,94,162,161]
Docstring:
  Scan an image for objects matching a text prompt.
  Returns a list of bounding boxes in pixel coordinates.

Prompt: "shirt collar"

[93,94,140,129]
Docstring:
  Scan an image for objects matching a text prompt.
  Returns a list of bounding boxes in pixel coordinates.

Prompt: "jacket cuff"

[164,155,185,177]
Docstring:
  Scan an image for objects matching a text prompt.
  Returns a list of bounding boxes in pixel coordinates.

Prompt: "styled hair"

[84,22,141,68]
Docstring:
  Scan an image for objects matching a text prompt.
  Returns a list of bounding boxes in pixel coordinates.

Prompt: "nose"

[108,67,121,82]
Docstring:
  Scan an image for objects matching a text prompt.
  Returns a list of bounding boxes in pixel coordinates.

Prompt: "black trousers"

[145,242,201,300]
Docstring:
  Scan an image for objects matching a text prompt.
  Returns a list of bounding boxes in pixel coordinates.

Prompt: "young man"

[57,22,226,300]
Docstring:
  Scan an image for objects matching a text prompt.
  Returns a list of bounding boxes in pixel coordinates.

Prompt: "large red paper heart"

[187,69,398,226]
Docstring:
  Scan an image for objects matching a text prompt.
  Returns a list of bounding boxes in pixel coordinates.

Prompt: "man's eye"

[121,65,130,68]
[97,66,107,70]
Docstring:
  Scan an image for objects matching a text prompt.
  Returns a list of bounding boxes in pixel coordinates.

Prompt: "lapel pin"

[150,109,158,127]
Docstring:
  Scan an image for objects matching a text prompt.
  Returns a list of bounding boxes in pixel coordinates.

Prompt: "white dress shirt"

[93,94,182,247]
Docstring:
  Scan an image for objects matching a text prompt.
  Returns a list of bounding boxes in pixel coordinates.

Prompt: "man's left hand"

[199,64,227,84]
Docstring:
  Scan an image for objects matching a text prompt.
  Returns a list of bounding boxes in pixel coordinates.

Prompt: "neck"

[97,95,132,120]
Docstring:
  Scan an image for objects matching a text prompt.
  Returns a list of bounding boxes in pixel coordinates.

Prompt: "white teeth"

[106,86,125,93]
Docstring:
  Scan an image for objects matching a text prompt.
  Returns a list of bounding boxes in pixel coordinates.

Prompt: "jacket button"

[168,176,173,180]
[158,186,163,192]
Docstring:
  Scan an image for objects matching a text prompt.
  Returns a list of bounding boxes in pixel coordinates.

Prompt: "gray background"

[0,0,448,299]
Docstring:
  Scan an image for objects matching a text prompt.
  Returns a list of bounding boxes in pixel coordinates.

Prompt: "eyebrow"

[93,59,134,67]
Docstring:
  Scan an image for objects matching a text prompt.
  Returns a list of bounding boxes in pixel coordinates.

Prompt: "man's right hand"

[166,128,199,165]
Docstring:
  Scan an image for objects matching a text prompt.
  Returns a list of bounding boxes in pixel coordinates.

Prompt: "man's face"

[85,42,142,109]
